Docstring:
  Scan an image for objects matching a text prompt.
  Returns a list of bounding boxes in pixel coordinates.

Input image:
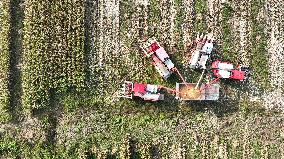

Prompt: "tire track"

[263,0,284,111]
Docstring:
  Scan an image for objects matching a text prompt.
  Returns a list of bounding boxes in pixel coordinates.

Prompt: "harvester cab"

[141,38,175,79]
[189,33,215,70]
[117,81,164,101]
[211,60,250,81]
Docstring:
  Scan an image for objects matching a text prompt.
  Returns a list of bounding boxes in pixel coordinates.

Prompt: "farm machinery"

[117,80,220,101]
[211,60,250,81]
[117,34,250,102]
[141,38,187,83]
[189,33,215,70]
[116,81,165,101]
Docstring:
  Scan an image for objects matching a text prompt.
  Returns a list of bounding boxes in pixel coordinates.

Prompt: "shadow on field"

[186,100,239,118]
[8,0,24,122]
[84,0,98,85]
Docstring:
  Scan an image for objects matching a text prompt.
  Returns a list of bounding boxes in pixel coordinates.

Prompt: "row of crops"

[0,0,273,115]
[22,0,86,110]
[0,0,11,122]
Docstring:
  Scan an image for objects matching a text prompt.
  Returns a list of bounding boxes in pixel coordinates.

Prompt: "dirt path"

[263,0,284,110]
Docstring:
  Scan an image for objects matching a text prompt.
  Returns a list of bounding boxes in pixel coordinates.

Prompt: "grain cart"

[189,33,215,70]
[211,60,250,81]
[175,70,220,101]
[141,38,187,84]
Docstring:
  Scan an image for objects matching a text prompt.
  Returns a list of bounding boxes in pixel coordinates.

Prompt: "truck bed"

[176,83,219,101]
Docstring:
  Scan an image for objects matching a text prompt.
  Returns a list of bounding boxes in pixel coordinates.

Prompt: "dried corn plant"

[0,0,11,122]
[22,0,86,110]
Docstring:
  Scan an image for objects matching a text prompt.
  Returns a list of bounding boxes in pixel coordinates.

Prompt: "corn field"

[0,0,11,122]
[22,0,86,109]
[0,0,284,158]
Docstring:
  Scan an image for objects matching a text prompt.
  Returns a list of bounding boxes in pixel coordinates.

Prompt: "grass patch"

[250,0,269,89]
[148,0,161,39]
[221,3,236,62]
[194,0,207,32]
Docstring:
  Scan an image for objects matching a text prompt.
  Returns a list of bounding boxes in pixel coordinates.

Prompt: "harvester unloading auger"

[116,33,250,102]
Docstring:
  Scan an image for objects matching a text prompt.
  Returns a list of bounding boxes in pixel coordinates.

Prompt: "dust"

[179,85,201,99]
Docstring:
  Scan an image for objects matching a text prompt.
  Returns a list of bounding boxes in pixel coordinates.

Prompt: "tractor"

[211,60,250,81]
[116,81,165,101]
[189,33,215,70]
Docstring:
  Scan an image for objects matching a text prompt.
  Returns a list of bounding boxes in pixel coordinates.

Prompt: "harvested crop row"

[206,0,221,38]
[89,0,122,103]
[22,0,86,110]
[172,0,185,61]
[263,0,284,110]
[182,0,194,49]
[0,0,11,121]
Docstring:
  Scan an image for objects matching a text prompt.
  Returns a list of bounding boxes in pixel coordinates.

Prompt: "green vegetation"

[194,0,207,32]
[174,0,185,62]
[2,109,283,158]
[221,3,236,62]
[22,0,86,110]
[0,0,11,122]
[148,0,161,39]
[0,0,283,158]
[250,0,269,89]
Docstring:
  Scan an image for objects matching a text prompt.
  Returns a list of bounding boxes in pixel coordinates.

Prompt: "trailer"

[175,83,220,101]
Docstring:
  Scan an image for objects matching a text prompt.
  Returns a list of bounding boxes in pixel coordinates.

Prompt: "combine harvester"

[117,34,250,102]
[189,33,215,70]
[141,38,187,83]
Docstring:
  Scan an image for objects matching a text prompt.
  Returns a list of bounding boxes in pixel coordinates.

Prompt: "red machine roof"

[211,61,219,69]
[133,83,146,97]
[150,42,160,52]
[230,70,245,80]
